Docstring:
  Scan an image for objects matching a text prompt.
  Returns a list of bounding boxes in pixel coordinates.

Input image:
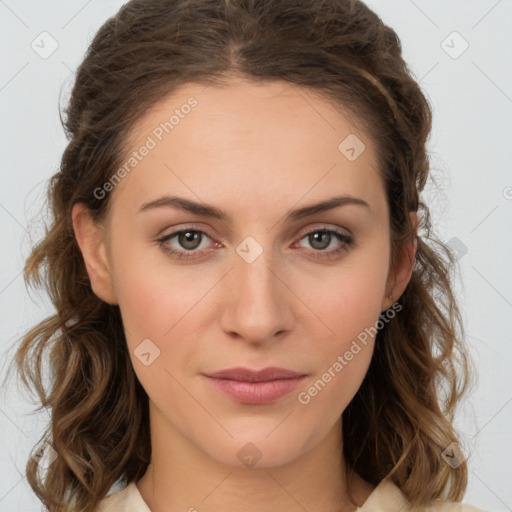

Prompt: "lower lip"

[204,375,307,404]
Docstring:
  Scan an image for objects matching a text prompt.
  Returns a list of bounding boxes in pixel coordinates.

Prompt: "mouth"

[202,366,308,404]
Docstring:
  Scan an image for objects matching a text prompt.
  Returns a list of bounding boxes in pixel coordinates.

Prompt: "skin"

[73,77,417,512]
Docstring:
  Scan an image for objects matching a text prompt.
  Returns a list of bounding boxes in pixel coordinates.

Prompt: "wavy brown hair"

[12,0,475,510]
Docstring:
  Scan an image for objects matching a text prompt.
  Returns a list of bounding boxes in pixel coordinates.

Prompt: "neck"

[136,401,373,512]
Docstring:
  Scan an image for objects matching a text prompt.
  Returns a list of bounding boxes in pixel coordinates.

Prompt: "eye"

[157,228,217,260]
[157,226,355,261]
[294,227,354,259]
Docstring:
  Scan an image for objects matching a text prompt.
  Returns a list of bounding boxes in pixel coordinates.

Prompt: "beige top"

[96,479,489,512]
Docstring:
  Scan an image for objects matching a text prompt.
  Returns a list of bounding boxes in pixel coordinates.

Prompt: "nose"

[219,246,295,345]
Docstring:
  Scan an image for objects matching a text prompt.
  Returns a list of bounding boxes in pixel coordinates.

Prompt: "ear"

[381,211,419,311]
[72,202,118,305]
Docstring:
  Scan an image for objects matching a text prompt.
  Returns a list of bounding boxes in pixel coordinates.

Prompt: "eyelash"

[156,226,355,261]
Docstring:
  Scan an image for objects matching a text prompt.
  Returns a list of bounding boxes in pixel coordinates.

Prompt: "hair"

[12,0,475,511]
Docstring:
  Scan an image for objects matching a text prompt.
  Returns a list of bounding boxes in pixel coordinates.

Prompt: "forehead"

[111,78,385,217]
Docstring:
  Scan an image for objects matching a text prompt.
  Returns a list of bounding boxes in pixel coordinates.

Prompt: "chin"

[199,428,316,470]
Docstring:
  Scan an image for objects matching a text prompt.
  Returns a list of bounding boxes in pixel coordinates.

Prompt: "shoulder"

[94,482,151,512]
[358,479,489,512]
[423,502,489,512]
[425,502,489,512]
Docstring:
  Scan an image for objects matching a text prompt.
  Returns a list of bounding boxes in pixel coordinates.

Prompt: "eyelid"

[157,222,351,244]
[156,223,218,240]
[295,222,353,239]
[157,222,354,260]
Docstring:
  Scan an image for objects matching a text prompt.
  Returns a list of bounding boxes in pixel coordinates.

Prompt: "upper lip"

[203,366,307,382]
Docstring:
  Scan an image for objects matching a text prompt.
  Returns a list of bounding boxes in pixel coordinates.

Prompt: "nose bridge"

[221,237,293,342]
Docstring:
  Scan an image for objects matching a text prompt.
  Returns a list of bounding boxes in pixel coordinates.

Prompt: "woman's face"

[75,78,412,468]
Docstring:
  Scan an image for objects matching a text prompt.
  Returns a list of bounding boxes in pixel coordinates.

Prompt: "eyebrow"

[139,194,370,222]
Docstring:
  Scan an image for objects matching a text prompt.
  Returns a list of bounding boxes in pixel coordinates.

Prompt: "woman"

[15,0,486,511]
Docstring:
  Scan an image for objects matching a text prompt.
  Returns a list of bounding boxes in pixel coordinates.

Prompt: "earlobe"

[71,203,118,305]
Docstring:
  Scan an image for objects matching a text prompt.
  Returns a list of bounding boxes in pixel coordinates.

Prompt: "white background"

[0,1,511,510]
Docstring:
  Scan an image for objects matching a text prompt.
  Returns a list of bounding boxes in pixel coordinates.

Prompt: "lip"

[204,366,306,382]
[203,366,308,404]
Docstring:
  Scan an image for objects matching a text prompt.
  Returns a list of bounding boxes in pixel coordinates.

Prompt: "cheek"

[110,241,217,384]
[115,270,169,343]
[295,273,382,417]
[112,260,201,402]
[111,242,204,343]
[296,252,389,345]
[292,241,389,402]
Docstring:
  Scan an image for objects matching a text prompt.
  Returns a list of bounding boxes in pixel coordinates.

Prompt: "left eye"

[158,229,213,258]
[296,229,353,252]
[157,227,354,260]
